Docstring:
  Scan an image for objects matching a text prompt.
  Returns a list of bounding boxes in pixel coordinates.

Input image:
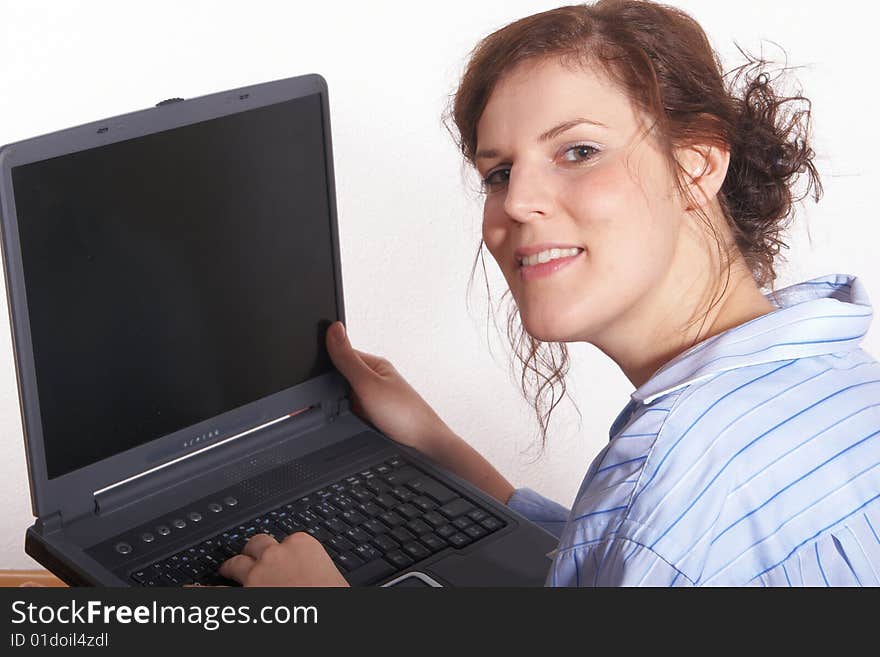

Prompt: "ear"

[675,143,730,212]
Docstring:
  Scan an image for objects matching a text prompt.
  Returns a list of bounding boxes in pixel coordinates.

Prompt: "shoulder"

[627,349,880,584]
[559,349,880,585]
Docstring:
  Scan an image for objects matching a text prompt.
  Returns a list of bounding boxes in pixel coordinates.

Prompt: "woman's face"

[476,57,695,345]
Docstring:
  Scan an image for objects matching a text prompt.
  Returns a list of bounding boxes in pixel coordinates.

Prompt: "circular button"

[223,496,238,507]
[187,511,202,523]
[140,532,155,543]
[172,518,186,529]
[208,502,223,513]
[156,525,171,536]
[115,542,132,555]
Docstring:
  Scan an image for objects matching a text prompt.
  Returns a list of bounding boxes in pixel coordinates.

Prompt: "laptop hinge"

[322,396,349,423]
[36,511,63,534]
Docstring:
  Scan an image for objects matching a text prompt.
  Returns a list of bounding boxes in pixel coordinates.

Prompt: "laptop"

[0,74,557,587]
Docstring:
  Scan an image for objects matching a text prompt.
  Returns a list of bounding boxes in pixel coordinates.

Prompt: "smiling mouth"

[517,247,584,268]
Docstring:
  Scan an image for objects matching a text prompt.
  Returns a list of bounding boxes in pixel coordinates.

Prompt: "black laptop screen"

[10,93,339,479]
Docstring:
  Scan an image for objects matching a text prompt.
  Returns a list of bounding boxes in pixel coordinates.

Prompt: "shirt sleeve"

[547,536,694,587]
[506,487,570,539]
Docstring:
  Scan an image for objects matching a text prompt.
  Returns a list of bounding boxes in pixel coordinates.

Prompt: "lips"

[518,248,583,281]
[514,242,584,260]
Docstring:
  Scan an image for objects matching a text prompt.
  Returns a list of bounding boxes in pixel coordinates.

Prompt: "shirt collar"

[631,273,873,405]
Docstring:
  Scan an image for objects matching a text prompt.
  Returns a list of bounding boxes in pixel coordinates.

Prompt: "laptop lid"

[0,74,349,524]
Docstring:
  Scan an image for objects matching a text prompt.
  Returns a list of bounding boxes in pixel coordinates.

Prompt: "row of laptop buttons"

[115,497,238,554]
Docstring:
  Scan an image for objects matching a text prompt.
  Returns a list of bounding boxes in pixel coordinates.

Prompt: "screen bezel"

[0,74,349,520]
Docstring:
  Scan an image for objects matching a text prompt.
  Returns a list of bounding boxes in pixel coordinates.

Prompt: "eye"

[561,144,599,163]
[481,167,510,193]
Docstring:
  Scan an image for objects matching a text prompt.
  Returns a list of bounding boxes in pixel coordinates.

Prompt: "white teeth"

[520,247,581,267]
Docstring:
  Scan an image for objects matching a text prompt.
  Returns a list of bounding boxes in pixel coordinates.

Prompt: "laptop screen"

[10,93,339,480]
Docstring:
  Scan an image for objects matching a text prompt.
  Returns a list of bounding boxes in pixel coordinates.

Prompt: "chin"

[519,314,577,344]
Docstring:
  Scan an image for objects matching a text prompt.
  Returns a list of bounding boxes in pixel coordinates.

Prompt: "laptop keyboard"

[129,454,507,587]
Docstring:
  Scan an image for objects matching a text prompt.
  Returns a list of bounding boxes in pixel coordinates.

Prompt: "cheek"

[561,163,645,268]
[563,162,676,279]
[481,196,508,255]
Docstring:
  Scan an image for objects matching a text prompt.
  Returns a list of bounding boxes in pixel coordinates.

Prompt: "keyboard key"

[390,487,415,503]
[335,551,364,572]
[362,519,390,536]
[383,467,420,486]
[385,550,414,569]
[452,517,472,530]
[480,516,504,532]
[423,511,447,528]
[396,504,421,521]
[341,510,366,526]
[413,496,438,512]
[406,478,457,504]
[374,494,400,510]
[325,518,351,535]
[420,533,448,553]
[358,502,383,517]
[439,498,475,519]
[464,524,487,540]
[390,526,416,544]
[372,534,400,552]
[406,519,432,535]
[378,511,405,527]
[306,526,334,543]
[264,524,288,542]
[366,479,391,494]
[374,464,392,475]
[402,541,431,561]
[328,535,356,553]
[447,532,471,548]
[315,502,340,519]
[331,495,356,511]
[177,562,204,579]
[386,456,404,468]
[467,509,489,523]
[160,570,185,586]
[286,518,306,534]
[436,524,457,539]
[130,570,149,584]
[350,487,374,502]
[345,527,372,544]
[296,511,320,526]
[354,543,382,563]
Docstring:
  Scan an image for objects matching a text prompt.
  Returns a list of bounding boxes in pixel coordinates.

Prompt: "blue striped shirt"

[507,273,880,586]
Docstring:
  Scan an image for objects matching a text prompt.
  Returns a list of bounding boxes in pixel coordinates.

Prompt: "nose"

[502,162,554,223]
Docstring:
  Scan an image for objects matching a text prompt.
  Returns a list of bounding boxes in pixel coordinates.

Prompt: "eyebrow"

[474,117,607,160]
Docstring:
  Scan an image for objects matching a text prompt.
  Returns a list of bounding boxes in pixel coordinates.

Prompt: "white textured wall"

[0,0,876,567]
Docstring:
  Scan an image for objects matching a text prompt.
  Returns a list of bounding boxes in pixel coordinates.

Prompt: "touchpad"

[382,571,444,587]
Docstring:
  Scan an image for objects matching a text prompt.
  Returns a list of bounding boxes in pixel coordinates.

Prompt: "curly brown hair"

[446,0,823,450]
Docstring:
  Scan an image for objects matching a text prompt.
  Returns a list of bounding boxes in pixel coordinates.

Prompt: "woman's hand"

[217,532,349,587]
[325,321,452,454]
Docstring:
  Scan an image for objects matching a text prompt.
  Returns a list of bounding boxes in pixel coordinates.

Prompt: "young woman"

[217,0,880,586]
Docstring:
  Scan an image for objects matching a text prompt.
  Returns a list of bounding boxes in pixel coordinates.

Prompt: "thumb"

[325,321,370,386]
